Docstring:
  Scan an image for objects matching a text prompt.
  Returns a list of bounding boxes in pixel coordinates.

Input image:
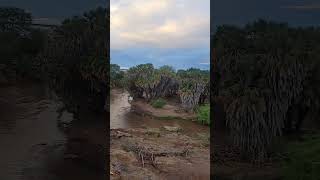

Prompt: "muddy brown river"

[0,83,207,179]
[0,81,105,180]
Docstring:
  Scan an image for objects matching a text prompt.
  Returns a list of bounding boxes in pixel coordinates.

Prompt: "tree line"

[212,19,320,159]
[111,63,210,112]
[0,7,109,114]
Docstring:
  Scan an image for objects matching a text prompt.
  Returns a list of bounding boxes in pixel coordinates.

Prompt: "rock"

[163,126,182,132]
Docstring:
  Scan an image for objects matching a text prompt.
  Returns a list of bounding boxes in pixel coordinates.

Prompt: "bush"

[196,104,210,125]
[151,98,167,108]
[282,133,320,180]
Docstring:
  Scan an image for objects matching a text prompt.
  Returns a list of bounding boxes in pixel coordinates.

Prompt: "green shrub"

[282,133,320,180]
[151,98,166,108]
[196,104,210,125]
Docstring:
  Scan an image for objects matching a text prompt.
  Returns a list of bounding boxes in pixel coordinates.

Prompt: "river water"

[110,89,209,136]
[0,82,206,179]
[0,81,105,180]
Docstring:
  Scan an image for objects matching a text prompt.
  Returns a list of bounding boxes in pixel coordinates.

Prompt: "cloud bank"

[111,0,210,49]
[110,0,210,69]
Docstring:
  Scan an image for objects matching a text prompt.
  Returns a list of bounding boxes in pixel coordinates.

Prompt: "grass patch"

[282,132,320,180]
[196,104,210,125]
[151,98,167,108]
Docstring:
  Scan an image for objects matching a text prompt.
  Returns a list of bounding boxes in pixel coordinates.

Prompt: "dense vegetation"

[0,7,109,114]
[212,19,320,159]
[282,133,320,180]
[110,64,125,88]
[196,104,210,125]
[111,63,210,113]
[0,7,47,78]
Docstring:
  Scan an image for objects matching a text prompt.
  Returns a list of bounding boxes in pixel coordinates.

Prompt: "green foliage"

[0,7,47,78]
[213,20,320,159]
[122,63,209,111]
[125,63,178,101]
[177,68,209,112]
[0,7,32,34]
[158,65,176,77]
[80,56,109,83]
[110,64,125,88]
[282,133,320,180]
[123,63,209,111]
[44,7,108,113]
[151,98,167,108]
[0,6,109,113]
[196,104,210,125]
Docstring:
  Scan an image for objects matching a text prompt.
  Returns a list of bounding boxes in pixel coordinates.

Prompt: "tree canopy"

[212,20,320,159]
[0,7,109,113]
[114,64,209,112]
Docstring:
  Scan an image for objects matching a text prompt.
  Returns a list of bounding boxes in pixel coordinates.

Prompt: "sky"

[212,0,320,33]
[0,0,107,24]
[1,0,319,69]
[110,0,210,70]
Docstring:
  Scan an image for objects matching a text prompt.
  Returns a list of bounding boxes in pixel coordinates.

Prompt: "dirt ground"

[110,127,210,180]
[110,90,210,179]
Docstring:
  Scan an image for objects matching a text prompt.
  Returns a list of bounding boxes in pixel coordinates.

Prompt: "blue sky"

[110,0,210,70]
[111,48,210,70]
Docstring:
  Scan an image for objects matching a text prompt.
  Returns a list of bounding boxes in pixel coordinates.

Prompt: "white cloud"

[111,0,210,49]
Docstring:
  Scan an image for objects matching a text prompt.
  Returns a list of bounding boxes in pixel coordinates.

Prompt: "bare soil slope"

[110,128,210,180]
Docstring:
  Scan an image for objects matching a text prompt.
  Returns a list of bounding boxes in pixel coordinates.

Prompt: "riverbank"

[110,89,210,179]
[131,99,196,120]
[110,128,210,179]
[111,88,197,121]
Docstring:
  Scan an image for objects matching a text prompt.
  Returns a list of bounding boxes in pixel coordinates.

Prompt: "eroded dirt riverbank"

[110,89,208,135]
[110,89,210,179]
[111,128,210,180]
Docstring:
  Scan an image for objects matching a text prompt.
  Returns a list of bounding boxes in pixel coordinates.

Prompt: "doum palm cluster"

[213,19,320,160]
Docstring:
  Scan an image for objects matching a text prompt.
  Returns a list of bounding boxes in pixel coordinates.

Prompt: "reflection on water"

[0,81,105,180]
[110,89,209,136]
